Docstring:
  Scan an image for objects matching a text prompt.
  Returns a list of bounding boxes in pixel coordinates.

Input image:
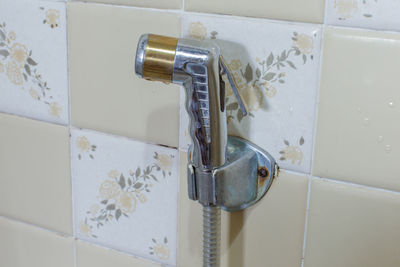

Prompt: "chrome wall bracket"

[188,136,278,212]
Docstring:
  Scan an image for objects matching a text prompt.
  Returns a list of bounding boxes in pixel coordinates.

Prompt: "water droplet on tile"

[385,145,392,153]
[388,101,395,108]
[289,106,294,113]
[377,136,384,143]
[357,107,361,112]
[363,117,370,126]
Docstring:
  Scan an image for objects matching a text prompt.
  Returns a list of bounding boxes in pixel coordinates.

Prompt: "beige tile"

[304,179,400,267]
[185,0,325,23]
[76,240,162,267]
[313,27,400,191]
[71,0,181,10]
[68,3,180,147]
[178,152,308,267]
[0,113,72,234]
[0,216,74,267]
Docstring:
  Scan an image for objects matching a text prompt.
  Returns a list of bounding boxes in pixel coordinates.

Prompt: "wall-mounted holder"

[188,135,277,212]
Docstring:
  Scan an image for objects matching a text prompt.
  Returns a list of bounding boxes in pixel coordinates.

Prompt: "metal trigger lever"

[219,55,248,116]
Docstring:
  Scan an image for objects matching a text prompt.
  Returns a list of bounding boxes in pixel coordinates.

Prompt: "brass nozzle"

[135,34,178,83]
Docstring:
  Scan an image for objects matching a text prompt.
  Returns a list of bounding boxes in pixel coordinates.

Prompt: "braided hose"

[202,205,221,267]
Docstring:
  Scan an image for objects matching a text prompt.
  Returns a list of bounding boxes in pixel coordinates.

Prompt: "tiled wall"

[1,0,400,266]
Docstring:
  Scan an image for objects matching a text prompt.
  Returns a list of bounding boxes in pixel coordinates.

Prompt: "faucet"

[135,34,277,267]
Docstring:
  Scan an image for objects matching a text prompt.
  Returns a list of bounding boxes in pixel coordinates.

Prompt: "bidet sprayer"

[135,34,247,185]
[135,34,277,267]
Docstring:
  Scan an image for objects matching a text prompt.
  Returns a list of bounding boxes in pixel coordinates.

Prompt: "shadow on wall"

[146,105,179,148]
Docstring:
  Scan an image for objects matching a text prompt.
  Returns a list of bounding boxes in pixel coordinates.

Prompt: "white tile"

[180,14,322,173]
[326,0,400,32]
[0,0,68,124]
[71,128,178,266]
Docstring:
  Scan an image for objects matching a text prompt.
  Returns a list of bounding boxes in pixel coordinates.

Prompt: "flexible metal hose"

[203,205,221,267]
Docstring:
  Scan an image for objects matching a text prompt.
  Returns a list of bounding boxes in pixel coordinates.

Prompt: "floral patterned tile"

[0,0,68,124]
[326,0,400,31]
[71,128,178,266]
[180,14,322,173]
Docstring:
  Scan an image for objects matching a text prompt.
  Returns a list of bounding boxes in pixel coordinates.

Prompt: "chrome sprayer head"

[134,33,247,169]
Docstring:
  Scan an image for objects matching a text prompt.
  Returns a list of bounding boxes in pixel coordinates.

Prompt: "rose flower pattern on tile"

[80,153,174,238]
[225,31,315,123]
[40,7,61,28]
[188,21,219,40]
[334,0,359,19]
[76,136,97,160]
[334,0,378,19]
[188,22,207,40]
[0,22,61,117]
[149,237,170,261]
[279,137,304,165]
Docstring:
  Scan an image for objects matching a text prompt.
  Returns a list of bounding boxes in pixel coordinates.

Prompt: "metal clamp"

[188,136,277,212]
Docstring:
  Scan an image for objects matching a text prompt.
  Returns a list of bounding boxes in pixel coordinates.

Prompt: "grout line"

[0,110,68,127]
[40,0,67,2]
[73,238,78,267]
[183,10,324,28]
[311,176,400,196]
[279,168,400,196]
[75,237,167,266]
[277,168,309,178]
[70,125,178,150]
[179,0,185,37]
[309,23,326,175]
[64,3,78,267]
[72,1,181,14]
[300,177,312,267]
[66,2,72,129]
[175,151,182,266]
[0,215,73,238]
[177,2,185,265]
[323,0,329,25]
[328,24,400,35]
